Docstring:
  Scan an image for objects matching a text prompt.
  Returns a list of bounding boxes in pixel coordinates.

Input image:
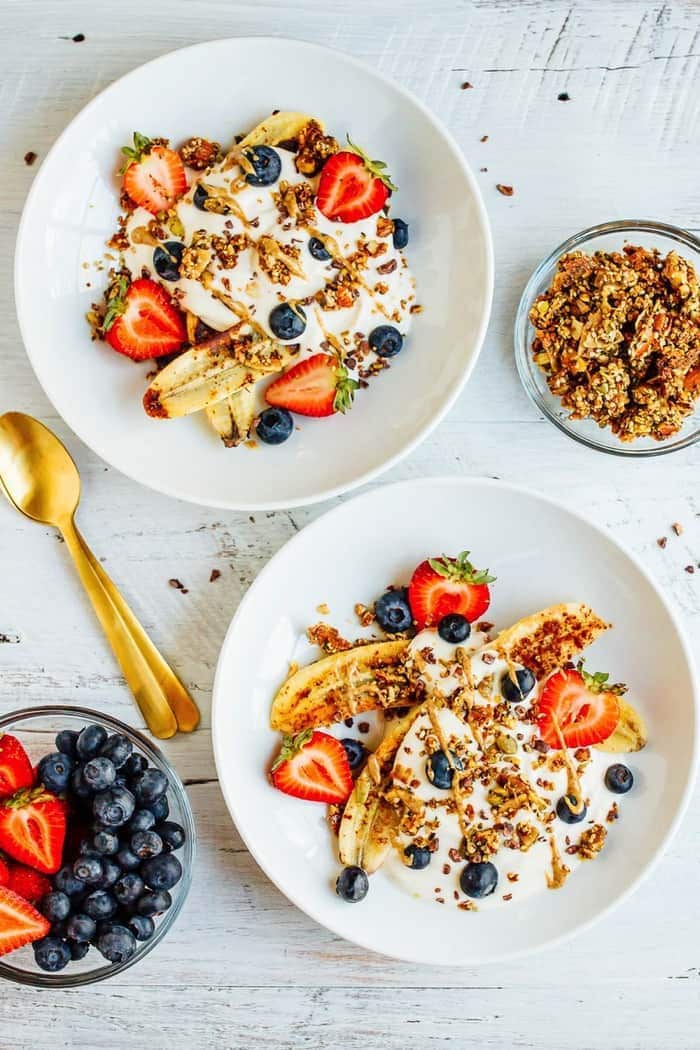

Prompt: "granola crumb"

[685,564,695,574]
[480,135,489,142]
[672,522,684,536]
[209,569,221,583]
[657,537,668,548]
[23,151,37,166]
[461,81,473,89]
[316,603,330,615]
[358,721,370,735]
[557,91,571,101]
[496,184,514,196]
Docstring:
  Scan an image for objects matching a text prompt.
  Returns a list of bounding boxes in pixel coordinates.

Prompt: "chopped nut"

[657,537,668,548]
[496,184,514,196]
[673,522,684,535]
[24,151,37,166]
[209,569,221,583]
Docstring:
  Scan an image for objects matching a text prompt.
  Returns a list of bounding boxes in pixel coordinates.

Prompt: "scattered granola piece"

[557,92,571,101]
[316,603,330,615]
[480,135,489,142]
[461,81,473,90]
[657,537,668,548]
[685,565,695,574]
[496,184,514,196]
[209,569,221,583]
[23,151,37,166]
[672,522,683,535]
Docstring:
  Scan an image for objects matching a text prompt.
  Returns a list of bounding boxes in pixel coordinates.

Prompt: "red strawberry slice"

[271,730,353,804]
[0,788,67,874]
[0,857,9,888]
[265,353,359,417]
[0,735,35,800]
[316,138,396,223]
[6,864,51,904]
[0,886,50,958]
[121,132,187,214]
[537,665,621,749]
[104,277,186,360]
[408,551,495,629]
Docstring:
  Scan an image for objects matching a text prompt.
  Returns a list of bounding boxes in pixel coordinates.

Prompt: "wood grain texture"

[1,1,699,1047]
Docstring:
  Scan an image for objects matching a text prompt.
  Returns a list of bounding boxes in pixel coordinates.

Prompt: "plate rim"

[14,36,494,511]
[211,475,699,964]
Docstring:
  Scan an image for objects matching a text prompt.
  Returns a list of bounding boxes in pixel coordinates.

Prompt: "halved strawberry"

[6,864,51,904]
[265,353,359,417]
[0,886,50,958]
[0,735,35,800]
[103,277,186,360]
[408,551,495,629]
[0,857,9,888]
[536,664,622,749]
[316,138,396,223]
[271,730,353,804]
[0,788,67,874]
[121,132,187,214]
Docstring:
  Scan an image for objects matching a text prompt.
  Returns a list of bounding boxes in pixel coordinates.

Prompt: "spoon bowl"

[0,413,80,525]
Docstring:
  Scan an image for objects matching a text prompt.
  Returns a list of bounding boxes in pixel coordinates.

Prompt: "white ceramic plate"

[212,477,698,964]
[15,38,493,510]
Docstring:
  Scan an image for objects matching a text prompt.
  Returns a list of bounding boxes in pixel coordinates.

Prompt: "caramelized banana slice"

[596,699,648,753]
[238,111,318,149]
[493,602,610,679]
[205,384,257,447]
[269,640,411,734]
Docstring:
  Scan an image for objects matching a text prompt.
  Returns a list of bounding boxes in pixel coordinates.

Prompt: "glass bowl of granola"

[514,219,700,456]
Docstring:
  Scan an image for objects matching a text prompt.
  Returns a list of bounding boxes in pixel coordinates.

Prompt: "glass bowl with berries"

[0,706,195,987]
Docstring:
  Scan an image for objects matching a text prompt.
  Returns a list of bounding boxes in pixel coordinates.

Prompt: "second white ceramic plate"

[212,477,697,964]
[15,37,492,509]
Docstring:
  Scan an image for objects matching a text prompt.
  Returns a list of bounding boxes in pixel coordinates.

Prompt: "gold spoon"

[0,412,200,738]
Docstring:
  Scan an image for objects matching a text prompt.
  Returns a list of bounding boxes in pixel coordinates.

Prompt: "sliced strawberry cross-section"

[316,137,397,223]
[265,353,359,417]
[103,277,187,361]
[121,132,187,214]
[408,551,495,629]
[271,730,353,804]
[0,734,35,800]
[0,886,50,958]
[0,788,67,874]
[537,663,622,750]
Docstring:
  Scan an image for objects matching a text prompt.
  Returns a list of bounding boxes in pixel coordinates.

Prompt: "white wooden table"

[2,1,699,1046]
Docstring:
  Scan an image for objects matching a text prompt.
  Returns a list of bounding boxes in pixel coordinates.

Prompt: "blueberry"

[256,407,294,445]
[69,765,91,799]
[269,302,306,341]
[368,324,403,358]
[426,750,463,790]
[40,891,71,923]
[38,752,74,794]
[100,734,133,770]
[55,729,79,758]
[157,821,186,853]
[116,847,141,872]
[33,935,71,972]
[54,865,86,898]
[93,785,135,827]
[340,739,367,773]
[308,236,331,261]
[93,829,120,855]
[460,861,498,898]
[403,844,431,870]
[132,769,168,806]
[73,856,103,885]
[97,925,137,964]
[244,145,282,186]
[95,919,119,940]
[437,613,471,644]
[125,753,148,779]
[114,873,145,905]
[193,184,209,210]
[83,890,118,921]
[99,859,122,889]
[131,830,163,860]
[79,839,102,858]
[83,756,117,792]
[392,218,409,249]
[556,794,587,824]
[153,241,184,281]
[374,588,412,633]
[50,919,68,938]
[128,809,156,834]
[66,913,96,942]
[76,724,108,760]
[141,853,182,892]
[500,667,536,703]
[605,763,634,794]
[335,865,369,903]
[136,890,172,917]
[149,795,169,822]
[69,939,91,961]
[127,914,155,942]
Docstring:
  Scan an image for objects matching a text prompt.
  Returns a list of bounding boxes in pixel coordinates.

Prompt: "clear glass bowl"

[514,219,700,456]
[0,706,195,987]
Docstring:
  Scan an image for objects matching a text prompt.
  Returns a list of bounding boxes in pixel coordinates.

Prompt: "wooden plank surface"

[1,1,699,1046]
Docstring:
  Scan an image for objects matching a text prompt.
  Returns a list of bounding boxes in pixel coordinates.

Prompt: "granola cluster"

[530,246,700,440]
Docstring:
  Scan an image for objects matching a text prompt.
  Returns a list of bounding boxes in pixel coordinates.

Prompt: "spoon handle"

[74,527,200,733]
[59,517,179,740]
